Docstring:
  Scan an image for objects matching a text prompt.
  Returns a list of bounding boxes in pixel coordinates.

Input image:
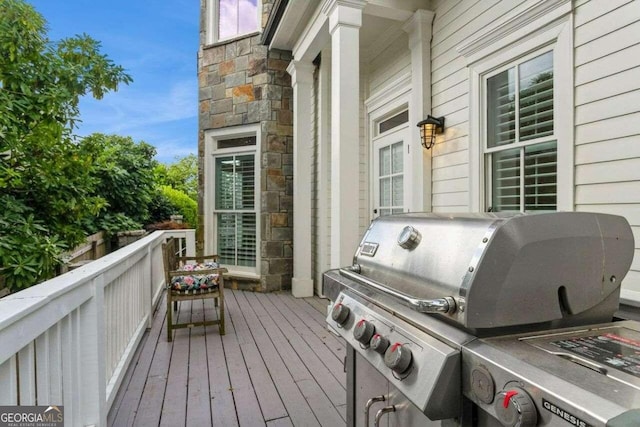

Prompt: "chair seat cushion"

[171,262,221,292]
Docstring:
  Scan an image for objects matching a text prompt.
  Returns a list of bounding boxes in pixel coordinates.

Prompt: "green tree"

[81,133,158,230]
[154,153,198,201]
[0,0,132,290]
[161,186,198,227]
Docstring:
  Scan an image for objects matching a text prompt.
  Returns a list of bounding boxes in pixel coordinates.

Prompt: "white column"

[287,60,315,297]
[403,10,435,213]
[316,47,331,295]
[324,0,365,268]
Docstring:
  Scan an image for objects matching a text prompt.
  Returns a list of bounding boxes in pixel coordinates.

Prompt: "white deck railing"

[0,229,195,426]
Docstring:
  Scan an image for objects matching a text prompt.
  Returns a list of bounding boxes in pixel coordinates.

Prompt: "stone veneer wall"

[197,0,293,292]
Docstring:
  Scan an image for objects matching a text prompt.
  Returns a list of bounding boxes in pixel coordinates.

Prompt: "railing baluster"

[0,356,18,405]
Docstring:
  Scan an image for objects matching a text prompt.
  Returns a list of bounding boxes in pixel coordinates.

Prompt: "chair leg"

[173,300,178,311]
[167,292,173,342]
[219,295,225,335]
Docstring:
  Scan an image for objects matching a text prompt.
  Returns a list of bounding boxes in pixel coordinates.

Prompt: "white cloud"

[75,79,198,162]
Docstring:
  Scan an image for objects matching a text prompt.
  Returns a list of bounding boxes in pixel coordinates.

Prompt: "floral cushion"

[171,262,220,292]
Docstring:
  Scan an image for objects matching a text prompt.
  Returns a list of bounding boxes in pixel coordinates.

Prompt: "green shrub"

[161,186,197,228]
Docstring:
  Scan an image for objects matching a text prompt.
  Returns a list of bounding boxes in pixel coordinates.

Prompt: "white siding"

[574,0,640,293]
[431,0,510,211]
[368,34,411,95]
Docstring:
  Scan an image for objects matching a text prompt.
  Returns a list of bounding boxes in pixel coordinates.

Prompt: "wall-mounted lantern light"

[416,115,445,149]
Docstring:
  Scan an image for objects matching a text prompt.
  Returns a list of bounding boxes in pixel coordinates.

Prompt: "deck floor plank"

[186,301,213,426]
[203,299,239,427]
[270,293,346,367]
[213,293,264,427]
[108,290,346,427]
[244,292,345,424]
[304,297,331,316]
[233,291,319,426]
[110,295,166,427]
[225,291,288,422]
[259,293,346,403]
[159,301,192,427]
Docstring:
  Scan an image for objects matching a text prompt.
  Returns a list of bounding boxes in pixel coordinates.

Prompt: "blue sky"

[28,0,199,163]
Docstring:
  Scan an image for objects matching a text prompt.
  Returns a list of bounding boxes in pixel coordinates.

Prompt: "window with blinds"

[486,51,556,212]
[214,154,256,267]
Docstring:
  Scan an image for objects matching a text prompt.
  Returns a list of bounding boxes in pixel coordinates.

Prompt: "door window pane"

[392,176,403,206]
[377,141,404,216]
[392,142,403,174]
[380,177,391,207]
[380,146,391,176]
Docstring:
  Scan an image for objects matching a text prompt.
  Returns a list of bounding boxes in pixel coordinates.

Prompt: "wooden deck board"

[108,290,346,427]
[186,301,213,426]
[225,291,288,422]
[258,294,346,403]
[159,301,192,427]
[233,291,319,425]
[109,295,166,427]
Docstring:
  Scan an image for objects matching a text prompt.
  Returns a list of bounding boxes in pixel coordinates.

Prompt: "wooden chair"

[162,237,227,341]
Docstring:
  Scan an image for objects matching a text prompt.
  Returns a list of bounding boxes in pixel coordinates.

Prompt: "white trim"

[465,10,573,212]
[364,71,411,113]
[204,123,262,276]
[456,0,571,65]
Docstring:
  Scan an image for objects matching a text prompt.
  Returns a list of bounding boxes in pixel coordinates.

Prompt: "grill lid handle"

[340,268,457,314]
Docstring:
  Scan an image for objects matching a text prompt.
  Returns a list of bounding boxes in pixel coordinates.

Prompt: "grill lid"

[350,212,634,330]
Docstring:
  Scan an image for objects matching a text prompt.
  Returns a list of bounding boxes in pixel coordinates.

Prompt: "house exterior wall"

[572,0,640,294]
[197,0,294,291]
[431,0,640,294]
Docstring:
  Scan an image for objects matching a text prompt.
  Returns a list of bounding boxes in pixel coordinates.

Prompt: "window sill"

[204,31,262,49]
[223,270,261,281]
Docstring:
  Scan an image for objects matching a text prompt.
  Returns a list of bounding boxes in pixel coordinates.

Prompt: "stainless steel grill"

[324,212,640,426]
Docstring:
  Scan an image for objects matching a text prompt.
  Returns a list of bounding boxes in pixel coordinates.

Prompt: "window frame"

[482,48,557,212]
[461,0,574,212]
[204,124,261,277]
[206,0,262,45]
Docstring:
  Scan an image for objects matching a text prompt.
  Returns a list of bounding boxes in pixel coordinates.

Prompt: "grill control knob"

[398,225,421,250]
[353,319,375,346]
[331,303,350,325]
[494,387,537,427]
[370,334,390,355]
[384,343,412,375]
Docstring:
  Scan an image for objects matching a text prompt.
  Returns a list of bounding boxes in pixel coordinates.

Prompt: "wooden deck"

[108,290,346,426]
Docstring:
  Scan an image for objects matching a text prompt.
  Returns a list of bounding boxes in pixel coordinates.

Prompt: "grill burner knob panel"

[331,303,350,325]
[370,334,390,354]
[494,387,537,427]
[384,343,412,375]
[354,319,375,345]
